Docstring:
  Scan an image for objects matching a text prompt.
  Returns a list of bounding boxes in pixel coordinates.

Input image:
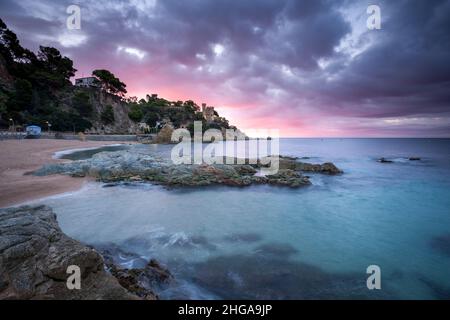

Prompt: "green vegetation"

[0,18,83,130]
[0,19,238,135]
[128,104,143,122]
[92,69,127,96]
[72,91,93,117]
[145,111,159,127]
[101,105,115,124]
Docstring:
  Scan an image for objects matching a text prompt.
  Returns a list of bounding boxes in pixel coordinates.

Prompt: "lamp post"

[9,118,14,132]
[45,121,51,133]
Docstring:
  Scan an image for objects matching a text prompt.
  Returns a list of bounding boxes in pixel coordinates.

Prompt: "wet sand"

[0,139,133,208]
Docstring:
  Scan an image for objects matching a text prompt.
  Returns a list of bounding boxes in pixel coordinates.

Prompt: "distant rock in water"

[409,157,421,161]
[377,157,393,163]
[0,205,142,300]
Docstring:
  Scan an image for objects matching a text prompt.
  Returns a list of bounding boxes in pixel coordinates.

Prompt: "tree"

[46,110,92,132]
[92,69,127,96]
[128,104,143,122]
[7,79,32,112]
[0,18,37,83]
[0,91,8,118]
[0,18,36,66]
[72,91,93,117]
[101,105,115,124]
[183,100,199,112]
[34,46,76,88]
[145,111,159,127]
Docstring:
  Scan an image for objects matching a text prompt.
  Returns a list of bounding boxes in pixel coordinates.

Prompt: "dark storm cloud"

[0,0,449,136]
[313,0,450,117]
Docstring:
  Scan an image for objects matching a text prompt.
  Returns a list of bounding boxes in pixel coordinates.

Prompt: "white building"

[75,77,98,87]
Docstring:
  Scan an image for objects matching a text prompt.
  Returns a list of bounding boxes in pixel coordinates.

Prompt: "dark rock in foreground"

[0,205,150,300]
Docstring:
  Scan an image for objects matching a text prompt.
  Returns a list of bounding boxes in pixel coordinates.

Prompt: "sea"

[33,138,450,299]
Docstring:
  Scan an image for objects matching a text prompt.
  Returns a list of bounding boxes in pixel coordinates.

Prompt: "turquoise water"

[35,139,450,299]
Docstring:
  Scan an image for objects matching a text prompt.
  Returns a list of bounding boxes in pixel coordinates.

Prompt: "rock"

[295,162,343,174]
[409,157,421,161]
[0,205,141,300]
[265,169,311,187]
[153,125,174,144]
[377,157,393,163]
[274,156,342,174]
[33,148,341,188]
[101,249,173,300]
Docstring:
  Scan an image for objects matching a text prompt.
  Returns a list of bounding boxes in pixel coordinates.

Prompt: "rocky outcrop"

[0,205,141,300]
[275,156,343,174]
[33,150,314,188]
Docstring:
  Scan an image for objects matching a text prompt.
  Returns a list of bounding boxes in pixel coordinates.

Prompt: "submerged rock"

[418,275,450,300]
[190,253,394,299]
[0,205,142,300]
[105,259,172,299]
[99,246,173,299]
[430,234,450,257]
[254,243,299,258]
[224,233,263,243]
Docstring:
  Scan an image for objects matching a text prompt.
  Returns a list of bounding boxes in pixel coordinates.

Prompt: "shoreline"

[0,139,133,208]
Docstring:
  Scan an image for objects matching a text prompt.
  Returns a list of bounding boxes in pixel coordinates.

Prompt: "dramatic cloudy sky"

[1,0,449,137]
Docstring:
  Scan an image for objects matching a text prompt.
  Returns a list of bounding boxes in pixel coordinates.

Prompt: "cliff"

[57,86,139,134]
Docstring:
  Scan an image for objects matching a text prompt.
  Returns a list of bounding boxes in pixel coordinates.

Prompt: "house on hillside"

[75,77,99,87]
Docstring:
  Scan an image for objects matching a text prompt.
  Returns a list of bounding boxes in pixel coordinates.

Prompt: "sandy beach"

[0,139,132,208]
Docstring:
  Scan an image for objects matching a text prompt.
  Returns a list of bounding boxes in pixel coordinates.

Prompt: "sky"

[1,0,449,137]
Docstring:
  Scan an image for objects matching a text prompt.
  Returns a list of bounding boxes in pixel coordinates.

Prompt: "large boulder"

[0,205,143,300]
[153,125,174,144]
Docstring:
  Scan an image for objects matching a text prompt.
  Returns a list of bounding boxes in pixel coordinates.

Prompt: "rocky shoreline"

[1,148,342,299]
[32,149,342,188]
[0,205,170,300]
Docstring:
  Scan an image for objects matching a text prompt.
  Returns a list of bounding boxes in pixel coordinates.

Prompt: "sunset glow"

[2,0,449,137]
